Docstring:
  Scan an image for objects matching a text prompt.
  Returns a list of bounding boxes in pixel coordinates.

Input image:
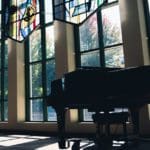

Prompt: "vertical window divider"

[1,0,6,121]
[74,24,81,68]
[39,0,47,121]
[25,39,30,121]
[97,8,105,67]
[74,23,84,121]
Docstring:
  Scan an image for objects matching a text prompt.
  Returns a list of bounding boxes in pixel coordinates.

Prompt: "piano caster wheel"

[72,140,81,150]
[58,139,70,149]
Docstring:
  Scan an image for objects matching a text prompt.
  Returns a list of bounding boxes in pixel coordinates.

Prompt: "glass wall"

[79,1,124,69]
[25,0,56,121]
[0,1,8,121]
[54,0,107,24]
[78,1,124,121]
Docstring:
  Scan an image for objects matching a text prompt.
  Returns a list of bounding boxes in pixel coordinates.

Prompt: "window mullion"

[74,25,81,68]
[25,39,30,121]
[97,8,105,67]
[1,0,7,121]
[40,0,47,121]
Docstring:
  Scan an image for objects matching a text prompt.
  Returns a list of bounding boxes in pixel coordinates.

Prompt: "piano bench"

[92,112,129,137]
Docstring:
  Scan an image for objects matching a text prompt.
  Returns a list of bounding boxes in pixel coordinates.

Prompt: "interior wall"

[119,0,150,134]
[55,20,75,78]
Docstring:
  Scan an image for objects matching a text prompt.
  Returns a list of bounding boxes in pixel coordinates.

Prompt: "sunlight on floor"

[0,134,58,149]
[0,135,95,150]
[35,144,58,150]
[0,138,37,147]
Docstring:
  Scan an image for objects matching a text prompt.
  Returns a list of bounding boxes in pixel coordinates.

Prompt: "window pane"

[79,13,99,51]
[30,29,42,62]
[102,5,122,46]
[72,3,89,17]
[30,99,43,121]
[30,63,43,97]
[45,0,53,23]
[5,41,8,68]
[4,70,8,99]
[81,51,100,66]
[105,45,125,68]
[46,60,55,95]
[55,0,64,5]
[148,0,150,12]
[83,109,95,121]
[4,101,8,121]
[47,106,57,121]
[55,5,65,20]
[46,26,55,59]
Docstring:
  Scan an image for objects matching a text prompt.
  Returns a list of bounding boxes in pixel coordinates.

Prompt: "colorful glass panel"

[54,0,107,24]
[5,0,40,42]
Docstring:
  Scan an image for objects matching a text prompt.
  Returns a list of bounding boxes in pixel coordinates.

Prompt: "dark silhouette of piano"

[47,66,150,149]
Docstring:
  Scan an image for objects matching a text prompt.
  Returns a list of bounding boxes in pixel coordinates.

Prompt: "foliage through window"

[79,13,99,51]
[5,0,40,42]
[77,1,125,121]
[25,0,56,122]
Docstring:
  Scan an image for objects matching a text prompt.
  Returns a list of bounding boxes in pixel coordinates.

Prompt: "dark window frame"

[0,0,8,121]
[25,0,56,122]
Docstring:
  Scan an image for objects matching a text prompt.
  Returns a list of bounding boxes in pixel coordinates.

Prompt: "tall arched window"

[25,0,56,121]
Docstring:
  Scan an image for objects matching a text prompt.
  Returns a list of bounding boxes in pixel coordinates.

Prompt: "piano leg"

[130,107,140,135]
[56,108,69,149]
[129,107,140,148]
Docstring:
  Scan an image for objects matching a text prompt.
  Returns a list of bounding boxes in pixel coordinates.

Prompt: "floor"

[0,134,58,150]
[0,134,149,150]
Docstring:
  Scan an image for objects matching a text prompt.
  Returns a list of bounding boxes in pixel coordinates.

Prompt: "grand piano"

[47,66,150,149]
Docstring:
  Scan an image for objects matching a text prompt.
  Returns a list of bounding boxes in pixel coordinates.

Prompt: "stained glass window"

[5,0,40,42]
[72,3,90,17]
[54,0,107,24]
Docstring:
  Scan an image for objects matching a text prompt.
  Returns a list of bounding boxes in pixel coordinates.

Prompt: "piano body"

[47,66,150,148]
